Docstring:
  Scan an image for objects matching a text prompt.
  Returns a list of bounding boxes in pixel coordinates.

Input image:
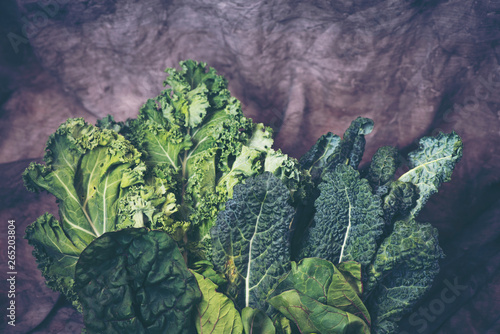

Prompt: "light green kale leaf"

[399,131,463,216]
[192,272,243,334]
[23,118,144,308]
[119,60,303,254]
[363,218,444,334]
[74,228,201,334]
[211,172,295,313]
[298,164,384,267]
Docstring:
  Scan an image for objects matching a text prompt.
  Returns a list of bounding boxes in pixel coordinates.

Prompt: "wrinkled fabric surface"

[0,0,499,333]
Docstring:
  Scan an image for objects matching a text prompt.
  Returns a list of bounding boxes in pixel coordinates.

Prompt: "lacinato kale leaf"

[211,172,295,313]
[23,118,144,308]
[363,219,444,334]
[298,164,385,267]
[399,131,463,216]
[74,228,201,334]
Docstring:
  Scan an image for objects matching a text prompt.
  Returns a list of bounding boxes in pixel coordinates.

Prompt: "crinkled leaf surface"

[23,118,143,306]
[299,164,384,266]
[381,181,417,226]
[364,218,444,334]
[299,132,341,184]
[241,307,276,334]
[366,146,400,193]
[399,131,463,216]
[211,172,295,312]
[121,60,303,251]
[74,228,201,334]
[192,271,243,334]
[268,289,370,334]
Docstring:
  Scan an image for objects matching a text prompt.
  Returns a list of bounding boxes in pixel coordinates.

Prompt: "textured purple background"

[0,0,499,333]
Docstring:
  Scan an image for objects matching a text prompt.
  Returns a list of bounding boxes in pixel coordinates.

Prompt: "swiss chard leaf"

[241,307,276,334]
[299,164,384,267]
[23,118,144,307]
[364,218,444,334]
[192,272,243,334]
[74,228,201,334]
[211,172,295,313]
[399,131,463,216]
[268,289,370,334]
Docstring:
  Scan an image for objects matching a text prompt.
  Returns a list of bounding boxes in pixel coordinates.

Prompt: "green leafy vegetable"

[23,118,144,307]
[241,307,276,334]
[299,164,384,266]
[363,219,444,334]
[193,271,243,334]
[268,289,370,334]
[398,131,463,216]
[366,146,400,194]
[74,228,201,334]
[211,172,295,312]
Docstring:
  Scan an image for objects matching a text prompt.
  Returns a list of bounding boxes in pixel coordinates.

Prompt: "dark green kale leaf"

[74,228,202,334]
[211,172,295,313]
[298,164,384,267]
[399,131,463,216]
[366,146,400,195]
[363,218,444,334]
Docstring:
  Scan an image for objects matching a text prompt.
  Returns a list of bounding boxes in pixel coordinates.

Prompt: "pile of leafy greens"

[23,60,462,334]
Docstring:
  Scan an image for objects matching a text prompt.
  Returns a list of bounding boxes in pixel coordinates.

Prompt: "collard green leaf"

[398,131,463,216]
[364,218,444,334]
[23,118,144,307]
[241,308,276,334]
[268,258,370,328]
[211,172,295,312]
[299,164,384,267]
[192,272,243,334]
[268,290,370,334]
[74,228,201,334]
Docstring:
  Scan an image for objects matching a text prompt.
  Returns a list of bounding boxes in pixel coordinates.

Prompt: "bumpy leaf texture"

[74,228,201,334]
[192,272,243,334]
[366,146,400,195]
[211,172,295,313]
[113,60,304,255]
[299,164,385,267]
[23,118,144,307]
[399,131,463,216]
[363,218,444,334]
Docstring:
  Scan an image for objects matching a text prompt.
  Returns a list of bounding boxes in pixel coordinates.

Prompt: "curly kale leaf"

[399,131,463,216]
[363,218,444,334]
[298,164,384,267]
[74,228,201,334]
[211,172,295,313]
[119,60,303,254]
[23,118,144,307]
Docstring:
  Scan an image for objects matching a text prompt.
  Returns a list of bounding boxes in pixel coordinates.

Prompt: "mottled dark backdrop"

[0,0,499,333]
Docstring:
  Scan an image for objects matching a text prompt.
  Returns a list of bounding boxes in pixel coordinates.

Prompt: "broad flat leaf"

[398,131,463,216]
[192,272,243,334]
[74,228,201,334]
[327,265,371,326]
[211,172,295,312]
[364,218,444,334]
[269,258,336,304]
[268,290,370,334]
[23,118,144,307]
[337,261,363,297]
[299,164,384,266]
[241,307,276,334]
